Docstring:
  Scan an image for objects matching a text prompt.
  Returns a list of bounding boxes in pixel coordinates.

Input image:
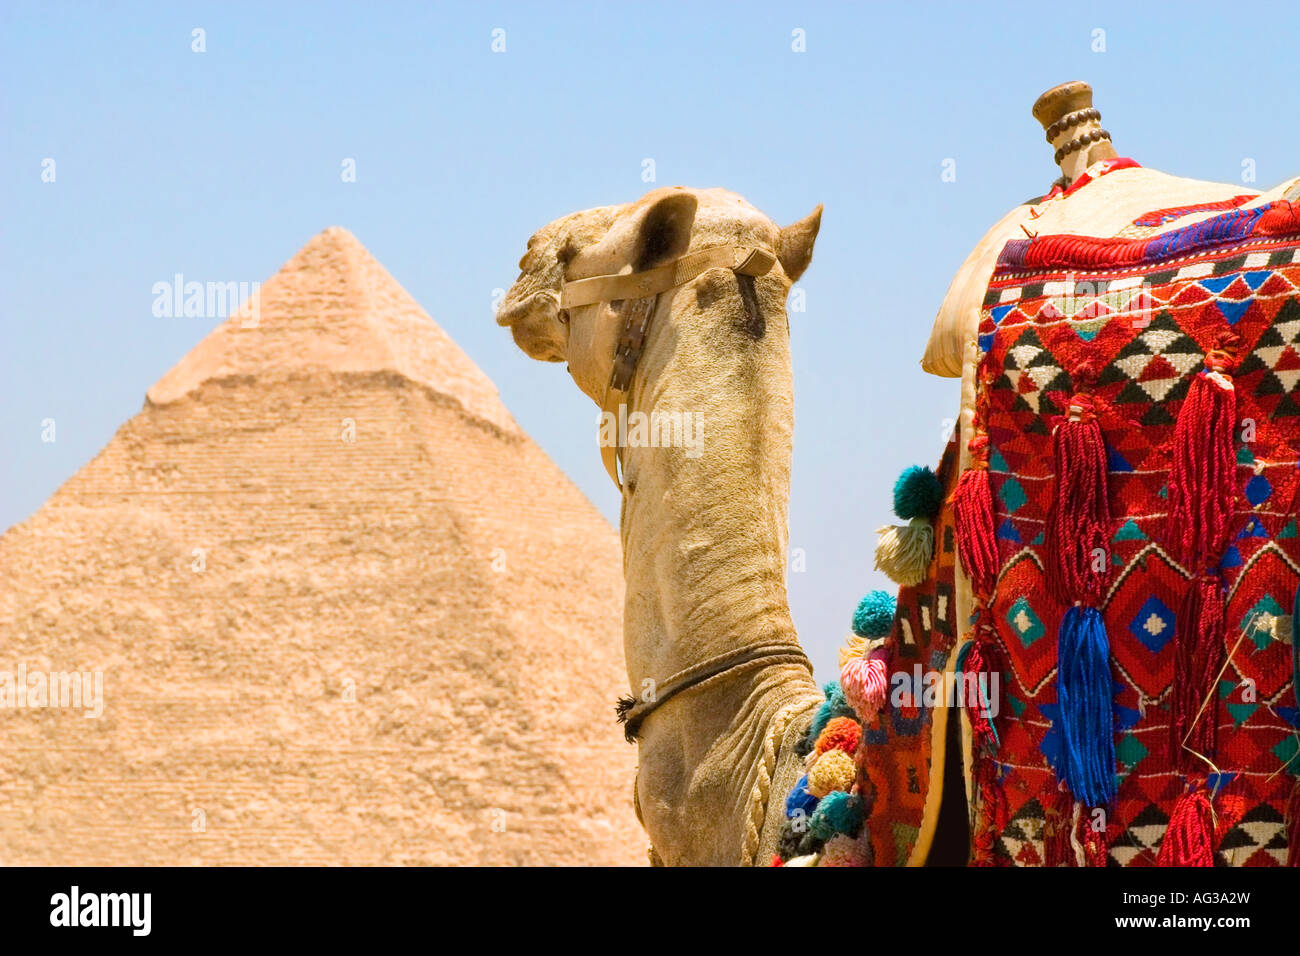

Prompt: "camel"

[497,83,1300,867]
[498,187,825,865]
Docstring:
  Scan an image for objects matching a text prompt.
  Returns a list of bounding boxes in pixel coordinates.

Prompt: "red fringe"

[1044,395,1111,605]
[1171,576,1225,771]
[971,759,1004,866]
[952,450,997,594]
[1044,787,1075,867]
[1166,339,1239,567]
[1157,786,1216,867]
[964,634,1000,751]
[1080,810,1109,867]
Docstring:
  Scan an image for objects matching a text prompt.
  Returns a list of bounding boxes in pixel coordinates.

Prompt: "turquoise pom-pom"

[809,790,864,840]
[852,590,896,638]
[808,682,855,741]
[893,465,944,521]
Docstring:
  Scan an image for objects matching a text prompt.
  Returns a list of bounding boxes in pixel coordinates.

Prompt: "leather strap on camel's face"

[561,244,778,490]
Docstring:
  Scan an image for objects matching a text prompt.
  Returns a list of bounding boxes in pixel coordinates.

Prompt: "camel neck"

[616,288,814,708]
[612,286,820,864]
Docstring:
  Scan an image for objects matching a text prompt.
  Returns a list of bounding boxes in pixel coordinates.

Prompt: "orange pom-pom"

[814,715,862,756]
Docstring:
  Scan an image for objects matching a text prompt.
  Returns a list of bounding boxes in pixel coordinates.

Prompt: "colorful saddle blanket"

[963,198,1300,865]
[776,193,1300,867]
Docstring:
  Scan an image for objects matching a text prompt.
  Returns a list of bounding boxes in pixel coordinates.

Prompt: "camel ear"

[777,205,822,283]
[631,192,698,272]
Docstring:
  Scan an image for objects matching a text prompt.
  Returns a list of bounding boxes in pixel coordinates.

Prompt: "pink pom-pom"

[841,654,888,720]
[820,834,869,867]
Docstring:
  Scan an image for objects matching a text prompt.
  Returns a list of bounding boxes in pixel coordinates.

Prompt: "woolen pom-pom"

[814,716,862,756]
[776,819,803,860]
[807,749,856,797]
[784,774,819,819]
[893,465,944,521]
[796,829,823,857]
[809,790,864,840]
[819,834,869,867]
[874,518,934,586]
[807,681,855,742]
[852,590,896,638]
[841,655,888,720]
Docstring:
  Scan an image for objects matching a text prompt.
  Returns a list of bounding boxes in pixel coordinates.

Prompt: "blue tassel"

[1056,605,1116,807]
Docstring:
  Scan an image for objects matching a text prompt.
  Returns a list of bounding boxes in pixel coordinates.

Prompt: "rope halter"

[560,244,778,489]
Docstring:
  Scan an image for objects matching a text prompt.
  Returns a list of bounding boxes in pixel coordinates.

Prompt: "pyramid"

[0,228,642,865]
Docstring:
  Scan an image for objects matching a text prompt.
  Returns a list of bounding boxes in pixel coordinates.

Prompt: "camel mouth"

[496,287,559,329]
[497,283,567,362]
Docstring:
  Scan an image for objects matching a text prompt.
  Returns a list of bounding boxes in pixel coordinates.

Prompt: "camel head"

[498,186,821,404]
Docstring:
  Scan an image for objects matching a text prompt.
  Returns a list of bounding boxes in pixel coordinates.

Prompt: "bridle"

[559,244,779,490]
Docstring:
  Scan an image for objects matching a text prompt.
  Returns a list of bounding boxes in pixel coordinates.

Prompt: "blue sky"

[2,0,1296,678]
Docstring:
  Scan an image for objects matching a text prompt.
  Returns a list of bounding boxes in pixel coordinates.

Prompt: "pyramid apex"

[146,230,519,434]
[307,224,364,250]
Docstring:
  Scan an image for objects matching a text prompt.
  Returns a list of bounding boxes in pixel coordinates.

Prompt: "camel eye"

[557,241,578,267]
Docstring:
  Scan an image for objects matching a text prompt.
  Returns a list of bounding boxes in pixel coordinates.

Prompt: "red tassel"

[1166,336,1239,567]
[953,436,998,594]
[964,630,1001,751]
[1157,786,1216,866]
[1044,394,1111,605]
[1044,787,1074,867]
[1171,576,1225,771]
[1078,804,1110,867]
[971,759,1004,867]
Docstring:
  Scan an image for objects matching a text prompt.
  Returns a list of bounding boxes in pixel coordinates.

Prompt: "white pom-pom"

[873,517,933,586]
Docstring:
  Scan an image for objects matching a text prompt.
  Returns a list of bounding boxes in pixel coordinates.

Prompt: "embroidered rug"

[962,197,1300,865]
[775,189,1300,868]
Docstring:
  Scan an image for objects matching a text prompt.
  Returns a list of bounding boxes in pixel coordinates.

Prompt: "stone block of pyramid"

[0,228,642,865]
